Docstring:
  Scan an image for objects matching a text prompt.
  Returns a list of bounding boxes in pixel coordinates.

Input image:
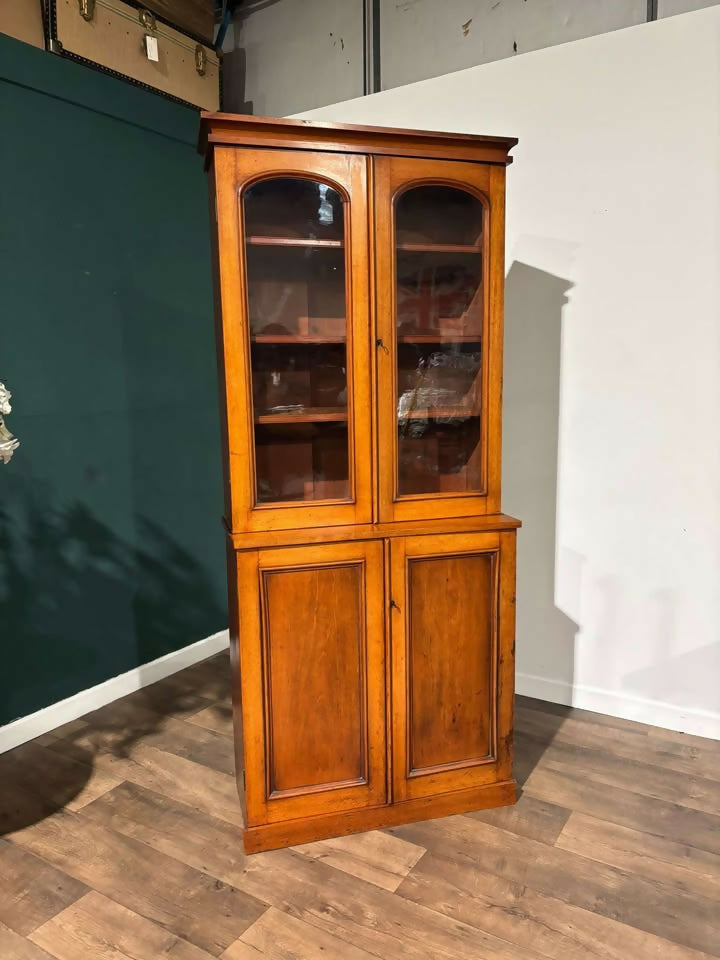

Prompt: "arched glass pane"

[394,185,484,496]
[244,178,350,504]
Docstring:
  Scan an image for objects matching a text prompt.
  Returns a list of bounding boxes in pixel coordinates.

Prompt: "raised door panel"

[390,531,516,801]
[213,146,372,533]
[235,541,386,825]
[374,156,507,522]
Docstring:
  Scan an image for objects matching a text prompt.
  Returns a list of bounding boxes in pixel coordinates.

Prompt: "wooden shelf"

[255,407,348,424]
[398,406,479,421]
[247,236,343,249]
[396,242,481,253]
[252,334,346,344]
[397,334,481,344]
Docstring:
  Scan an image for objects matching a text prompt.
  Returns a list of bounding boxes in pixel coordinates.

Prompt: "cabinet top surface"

[199,111,518,166]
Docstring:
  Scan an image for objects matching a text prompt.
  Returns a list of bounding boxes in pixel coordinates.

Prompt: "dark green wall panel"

[0,35,226,725]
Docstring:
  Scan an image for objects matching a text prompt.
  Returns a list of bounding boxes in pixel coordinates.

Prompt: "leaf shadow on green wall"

[0,489,231,835]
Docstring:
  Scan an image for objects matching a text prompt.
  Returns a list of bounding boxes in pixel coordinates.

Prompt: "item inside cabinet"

[247,249,346,339]
[397,417,481,495]
[396,253,482,339]
[245,178,344,244]
[255,423,350,503]
[395,184,483,248]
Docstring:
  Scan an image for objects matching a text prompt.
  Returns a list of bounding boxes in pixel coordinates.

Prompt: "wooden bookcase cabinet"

[201,113,520,853]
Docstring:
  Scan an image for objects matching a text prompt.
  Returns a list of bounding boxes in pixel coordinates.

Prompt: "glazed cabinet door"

[374,156,506,522]
[389,531,515,801]
[235,540,387,825]
[213,147,372,533]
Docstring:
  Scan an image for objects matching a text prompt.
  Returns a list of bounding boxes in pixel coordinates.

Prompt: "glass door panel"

[215,147,371,533]
[395,185,484,496]
[374,157,497,522]
[244,177,350,504]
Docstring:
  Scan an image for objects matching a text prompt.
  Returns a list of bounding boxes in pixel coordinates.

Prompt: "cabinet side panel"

[486,164,507,513]
[226,544,246,821]
[262,563,367,794]
[209,158,232,525]
[497,529,517,778]
[408,553,494,772]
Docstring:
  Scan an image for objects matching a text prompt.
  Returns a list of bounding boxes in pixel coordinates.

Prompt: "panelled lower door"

[213,147,373,533]
[390,531,515,801]
[236,540,386,825]
[374,156,507,522]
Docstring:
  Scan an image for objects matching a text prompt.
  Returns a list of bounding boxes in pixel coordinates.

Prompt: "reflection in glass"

[395,185,484,496]
[244,178,350,504]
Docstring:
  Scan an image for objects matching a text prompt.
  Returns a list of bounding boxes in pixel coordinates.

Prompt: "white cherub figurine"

[0,381,19,464]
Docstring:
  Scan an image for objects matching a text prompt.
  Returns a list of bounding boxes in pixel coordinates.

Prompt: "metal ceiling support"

[363,0,380,94]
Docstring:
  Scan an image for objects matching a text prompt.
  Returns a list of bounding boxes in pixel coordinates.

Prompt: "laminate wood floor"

[1,652,718,959]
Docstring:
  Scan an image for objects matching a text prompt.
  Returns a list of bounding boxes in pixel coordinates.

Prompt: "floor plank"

[524,763,720,855]
[517,704,720,782]
[0,839,87,937]
[517,696,658,734]
[237,848,547,960]
[185,704,235,737]
[0,923,56,960]
[72,702,237,778]
[81,780,249,887]
[390,814,720,956]
[466,791,570,844]
[519,734,720,816]
[29,891,216,960]
[397,846,714,960]
[647,724,720,753]
[222,907,381,960]
[46,736,244,827]
[556,811,720,899]
[295,829,426,892]
[7,809,265,956]
[3,656,719,960]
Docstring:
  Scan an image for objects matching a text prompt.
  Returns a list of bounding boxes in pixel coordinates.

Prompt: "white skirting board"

[0,630,230,756]
[517,672,720,741]
[2,633,718,755]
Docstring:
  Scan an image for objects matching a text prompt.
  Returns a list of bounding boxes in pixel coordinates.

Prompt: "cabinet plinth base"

[242,778,516,854]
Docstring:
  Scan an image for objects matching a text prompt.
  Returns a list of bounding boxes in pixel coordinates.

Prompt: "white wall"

[225,0,364,115]
[379,0,646,89]
[296,8,720,737]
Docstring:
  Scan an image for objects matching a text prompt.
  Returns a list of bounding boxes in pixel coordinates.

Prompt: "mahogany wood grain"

[199,112,517,168]
[212,147,373,534]
[407,553,494,771]
[205,117,520,852]
[254,407,348,424]
[486,166,508,514]
[233,541,387,827]
[264,563,366,793]
[242,780,516,854]
[390,531,515,802]
[374,156,500,523]
[226,513,521,551]
[246,236,344,248]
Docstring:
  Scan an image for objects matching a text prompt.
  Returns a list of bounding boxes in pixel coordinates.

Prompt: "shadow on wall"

[503,261,580,784]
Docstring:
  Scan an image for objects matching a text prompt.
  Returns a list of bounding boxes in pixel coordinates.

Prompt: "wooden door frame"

[213,146,373,534]
[234,539,387,826]
[389,530,516,802]
[373,156,506,523]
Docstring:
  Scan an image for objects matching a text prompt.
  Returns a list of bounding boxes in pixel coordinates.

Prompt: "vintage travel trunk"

[1,0,45,49]
[45,0,220,110]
